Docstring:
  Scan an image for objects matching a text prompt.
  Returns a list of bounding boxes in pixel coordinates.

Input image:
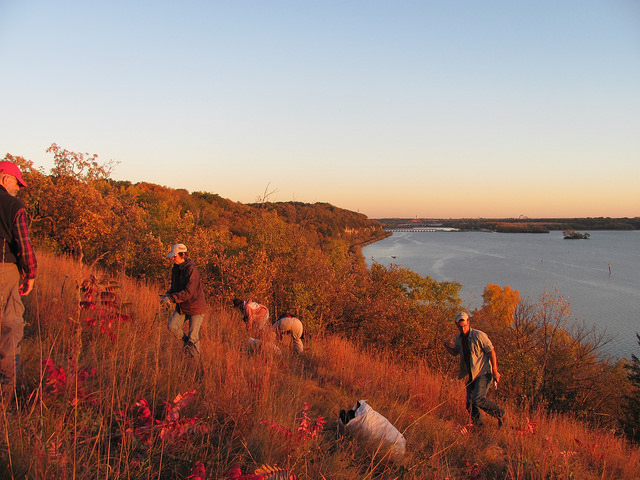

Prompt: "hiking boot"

[183,340,199,358]
[497,409,506,428]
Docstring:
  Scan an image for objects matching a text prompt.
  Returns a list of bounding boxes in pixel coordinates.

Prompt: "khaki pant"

[168,310,204,357]
[0,263,24,396]
[274,316,304,353]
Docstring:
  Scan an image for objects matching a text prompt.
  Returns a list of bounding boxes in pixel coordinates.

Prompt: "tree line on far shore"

[378,217,640,233]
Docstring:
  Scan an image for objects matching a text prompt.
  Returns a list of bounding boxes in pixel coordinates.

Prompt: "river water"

[363,230,640,359]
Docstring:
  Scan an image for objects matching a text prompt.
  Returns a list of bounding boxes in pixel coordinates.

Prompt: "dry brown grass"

[0,251,638,479]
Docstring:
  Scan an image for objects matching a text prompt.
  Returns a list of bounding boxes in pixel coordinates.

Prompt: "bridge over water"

[385,227,459,232]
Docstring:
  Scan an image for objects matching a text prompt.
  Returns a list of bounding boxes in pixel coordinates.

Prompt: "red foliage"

[254,465,297,479]
[445,420,474,435]
[261,402,325,445]
[296,402,325,440]
[43,358,66,393]
[114,399,154,446]
[260,419,293,440]
[134,398,154,445]
[187,461,206,480]
[80,277,97,297]
[464,460,484,479]
[43,357,96,404]
[513,417,537,435]
[159,389,205,441]
[574,437,604,460]
[117,389,206,447]
[225,464,264,480]
[79,275,132,341]
[79,301,96,311]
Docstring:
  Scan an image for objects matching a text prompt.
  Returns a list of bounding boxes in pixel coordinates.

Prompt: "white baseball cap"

[166,243,187,258]
[455,312,469,323]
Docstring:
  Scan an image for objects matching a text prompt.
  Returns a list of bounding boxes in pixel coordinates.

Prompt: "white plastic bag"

[339,400,406,463]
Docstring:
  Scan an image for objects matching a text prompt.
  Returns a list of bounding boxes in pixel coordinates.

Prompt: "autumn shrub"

[7,147,459,356]
[624,334,640,442]
[332,262,461,365]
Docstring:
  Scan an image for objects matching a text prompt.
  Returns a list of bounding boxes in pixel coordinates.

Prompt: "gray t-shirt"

[452,328,494,381]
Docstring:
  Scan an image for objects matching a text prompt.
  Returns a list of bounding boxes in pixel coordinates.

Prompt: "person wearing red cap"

[0,160,37,400]
[443,311,505,427]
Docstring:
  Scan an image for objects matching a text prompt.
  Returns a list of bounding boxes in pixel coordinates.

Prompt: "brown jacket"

[167,258,206,315]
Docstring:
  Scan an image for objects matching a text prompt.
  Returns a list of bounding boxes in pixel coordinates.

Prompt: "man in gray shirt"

[443,312,505,427]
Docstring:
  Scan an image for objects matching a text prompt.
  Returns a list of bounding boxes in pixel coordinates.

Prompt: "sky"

[1,1,639,219]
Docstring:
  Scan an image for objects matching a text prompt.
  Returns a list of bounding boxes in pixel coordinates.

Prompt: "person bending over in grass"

[161,243,206,358]
[272,313,304,353]
[233,298,269,332]
[443,312,505,427]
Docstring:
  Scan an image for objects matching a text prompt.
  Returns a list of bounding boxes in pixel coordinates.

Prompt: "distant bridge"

[385,227,459,232]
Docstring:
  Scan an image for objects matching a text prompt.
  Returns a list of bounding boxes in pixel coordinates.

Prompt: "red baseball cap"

[0,161,27,187]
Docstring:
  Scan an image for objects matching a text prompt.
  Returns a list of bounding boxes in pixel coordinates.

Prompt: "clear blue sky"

[1,1,639,218]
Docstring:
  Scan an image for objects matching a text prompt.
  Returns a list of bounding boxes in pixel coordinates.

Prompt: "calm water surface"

[363,230,640,358]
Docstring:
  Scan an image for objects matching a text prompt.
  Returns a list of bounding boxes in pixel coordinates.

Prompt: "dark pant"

[466,373,504,425]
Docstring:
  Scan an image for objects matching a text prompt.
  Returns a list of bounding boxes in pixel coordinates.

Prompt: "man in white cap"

[443,311,504,427]
[0,160,37,400]
[161,243,206,357]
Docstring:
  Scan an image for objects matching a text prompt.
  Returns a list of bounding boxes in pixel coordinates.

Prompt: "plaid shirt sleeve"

[12,207,37,279]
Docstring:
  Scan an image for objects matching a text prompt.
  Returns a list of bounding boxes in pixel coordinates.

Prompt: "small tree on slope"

[623,333,640,442]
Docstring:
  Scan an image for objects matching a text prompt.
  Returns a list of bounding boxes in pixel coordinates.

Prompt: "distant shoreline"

[374,217,639,233]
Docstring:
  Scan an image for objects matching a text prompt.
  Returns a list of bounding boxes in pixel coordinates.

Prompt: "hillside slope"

[1,252,638,479]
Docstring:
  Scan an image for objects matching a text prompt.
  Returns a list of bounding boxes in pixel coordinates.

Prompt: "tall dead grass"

[0,252,638,479]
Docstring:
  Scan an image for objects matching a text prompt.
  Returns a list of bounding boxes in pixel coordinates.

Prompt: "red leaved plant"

[464,460,485,479]
[574,437,604,461]
[159,388,203,441]
[187,461,206,480]
[224,464,296,480]
[513,417,538,435]
[35,435,69,477]
[445,420,474,436]
[261,402,325,444]
[79,275,131,341]
[116,389,207,447]
[43,358,66,394]
[43,356,96,404]
[225,464,263,480]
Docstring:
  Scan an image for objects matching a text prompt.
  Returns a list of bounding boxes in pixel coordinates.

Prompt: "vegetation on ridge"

[2,145,640,478]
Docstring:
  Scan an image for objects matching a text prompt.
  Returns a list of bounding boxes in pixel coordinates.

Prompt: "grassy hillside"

[1,252,638,479]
